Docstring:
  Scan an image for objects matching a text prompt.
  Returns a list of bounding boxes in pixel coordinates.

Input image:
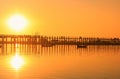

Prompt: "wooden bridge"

[0,34,120,46]
[0,34,120,54]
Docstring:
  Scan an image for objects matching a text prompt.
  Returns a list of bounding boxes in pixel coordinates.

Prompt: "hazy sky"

[0,0,120,37]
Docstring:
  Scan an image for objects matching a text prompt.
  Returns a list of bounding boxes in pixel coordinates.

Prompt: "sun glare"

[10,54,25,70]
[7,14,28,32]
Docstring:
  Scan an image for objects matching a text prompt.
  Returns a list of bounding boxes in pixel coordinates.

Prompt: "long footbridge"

[0,35,120,45]
[0,34,120,54]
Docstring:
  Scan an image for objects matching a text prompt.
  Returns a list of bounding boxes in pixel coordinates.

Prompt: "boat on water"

[0,45,2,48]
[77,45,87,48]
[41,43,54,47]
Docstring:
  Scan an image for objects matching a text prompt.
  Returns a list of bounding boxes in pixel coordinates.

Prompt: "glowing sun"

[7,14,28,31]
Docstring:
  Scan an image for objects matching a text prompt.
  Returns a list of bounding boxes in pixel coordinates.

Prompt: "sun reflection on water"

[10,53,25,71]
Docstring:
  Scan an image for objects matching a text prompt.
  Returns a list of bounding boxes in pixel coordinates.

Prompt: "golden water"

[0,45,120,79]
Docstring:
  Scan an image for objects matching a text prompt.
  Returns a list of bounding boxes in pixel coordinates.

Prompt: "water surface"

[0,45,120,79]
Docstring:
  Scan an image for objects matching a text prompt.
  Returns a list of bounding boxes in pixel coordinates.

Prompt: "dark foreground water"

[0,45,120,79]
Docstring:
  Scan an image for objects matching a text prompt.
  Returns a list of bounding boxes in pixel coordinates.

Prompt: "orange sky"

[0,0,120,37]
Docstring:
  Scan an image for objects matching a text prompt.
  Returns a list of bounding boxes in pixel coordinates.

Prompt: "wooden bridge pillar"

[5,37,7,53]
[2,36,4,53]
[11,37,12,53]
[25,36,26,53]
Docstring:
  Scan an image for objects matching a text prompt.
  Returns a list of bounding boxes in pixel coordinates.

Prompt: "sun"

[7,14,28,32]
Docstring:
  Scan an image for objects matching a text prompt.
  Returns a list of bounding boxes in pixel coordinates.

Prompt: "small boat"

[0,45,2,48]
[41,43,53,47]
[77,45,87,48]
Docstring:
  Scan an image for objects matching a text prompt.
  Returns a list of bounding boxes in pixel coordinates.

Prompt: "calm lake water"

[0,45,120,79]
